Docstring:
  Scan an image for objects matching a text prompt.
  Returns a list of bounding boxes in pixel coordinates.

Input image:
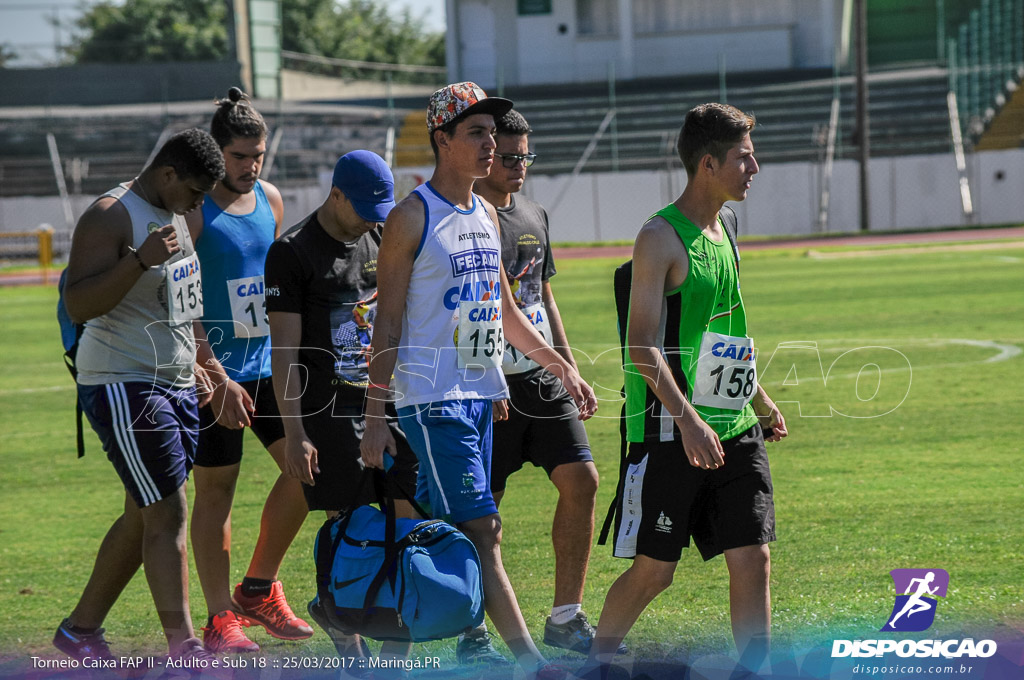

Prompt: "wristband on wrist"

[366,382,390,391]
[127,246,148,271]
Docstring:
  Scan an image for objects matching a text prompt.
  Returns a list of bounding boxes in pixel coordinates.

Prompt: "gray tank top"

[75,183,199,389]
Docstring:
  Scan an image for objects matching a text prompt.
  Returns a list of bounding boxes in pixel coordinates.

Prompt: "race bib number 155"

[691,331,756,411]
[457,299,503,369]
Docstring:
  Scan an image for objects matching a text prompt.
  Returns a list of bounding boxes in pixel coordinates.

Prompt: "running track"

[2,226,1022,286]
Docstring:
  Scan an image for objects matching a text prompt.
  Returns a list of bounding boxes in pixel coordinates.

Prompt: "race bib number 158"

[691,331,756,411]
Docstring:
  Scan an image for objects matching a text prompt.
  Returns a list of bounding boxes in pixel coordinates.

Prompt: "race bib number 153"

[166,252,203,324]
[691,331,756,411]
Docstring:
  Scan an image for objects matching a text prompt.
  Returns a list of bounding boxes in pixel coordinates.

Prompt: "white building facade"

[445,0,844,88]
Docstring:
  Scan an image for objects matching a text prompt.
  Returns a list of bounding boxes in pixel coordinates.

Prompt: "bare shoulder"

[259,179,284,207]
[381,193,427,252]
[76,195,131,242]
[634,215,682,261]
[633,214,688,291]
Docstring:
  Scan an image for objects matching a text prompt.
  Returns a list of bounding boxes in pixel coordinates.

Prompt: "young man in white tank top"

[360,82,598,680]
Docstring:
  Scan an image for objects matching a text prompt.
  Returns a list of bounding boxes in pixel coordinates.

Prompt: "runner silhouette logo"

[881,568,949,632]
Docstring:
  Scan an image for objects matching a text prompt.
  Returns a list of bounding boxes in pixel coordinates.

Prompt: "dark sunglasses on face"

[494,153,537,168]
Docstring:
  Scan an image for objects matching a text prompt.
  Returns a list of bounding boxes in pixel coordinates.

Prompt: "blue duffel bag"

[312,468,484,642]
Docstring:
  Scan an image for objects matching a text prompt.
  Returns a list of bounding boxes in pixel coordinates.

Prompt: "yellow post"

[37,224,54,285]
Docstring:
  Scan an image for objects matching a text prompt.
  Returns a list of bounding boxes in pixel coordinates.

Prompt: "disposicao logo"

[831,568,998,659]
[881,568,949,632]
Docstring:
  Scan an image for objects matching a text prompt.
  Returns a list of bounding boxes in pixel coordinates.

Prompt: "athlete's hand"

[137,224,180,267]
[360,416,396,470]
[562,368,598,421]
[284,434,319,485]
[678,413,725,469]
[212,378,254,430]
[193,364,215,408]
[752,389,788,443]
[493,399,509,421]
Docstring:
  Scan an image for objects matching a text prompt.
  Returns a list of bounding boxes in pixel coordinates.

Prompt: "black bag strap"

[597,206,740,546]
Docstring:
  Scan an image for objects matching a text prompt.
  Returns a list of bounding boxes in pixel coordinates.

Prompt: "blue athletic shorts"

[78,381,199,508]
[397,399,497,524]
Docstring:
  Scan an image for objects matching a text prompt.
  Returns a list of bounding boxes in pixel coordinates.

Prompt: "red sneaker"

[233,581,313,640]
[202,610,260,653]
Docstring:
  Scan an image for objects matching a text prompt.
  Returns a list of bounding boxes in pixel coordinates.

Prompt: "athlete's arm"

[360,196,423,469]
[193,320,253,429]
[752,385,787,442]
[486,200,597,420]
[628,217,724,469]
[63,198,180,323]
[260,180,285,237]
[268,310,319,485]
[541,280,578,371]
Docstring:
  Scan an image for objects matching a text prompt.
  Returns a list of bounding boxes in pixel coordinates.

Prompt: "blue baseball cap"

[332,150,395,223]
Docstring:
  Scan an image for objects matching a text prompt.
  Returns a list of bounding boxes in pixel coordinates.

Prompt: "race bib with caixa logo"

[691,331,757,411]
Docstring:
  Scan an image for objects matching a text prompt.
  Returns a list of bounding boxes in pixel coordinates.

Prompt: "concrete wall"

[0,62,242,107]
[5,150,1022,247]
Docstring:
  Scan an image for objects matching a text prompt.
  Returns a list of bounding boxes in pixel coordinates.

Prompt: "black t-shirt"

[264,212,379,412]
[497,194,558,381]
[498,194,556,306]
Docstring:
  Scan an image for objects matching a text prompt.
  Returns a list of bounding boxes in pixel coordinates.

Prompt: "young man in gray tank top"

[55,130,226,665]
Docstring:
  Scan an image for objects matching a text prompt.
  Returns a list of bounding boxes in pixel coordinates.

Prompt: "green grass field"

[1,240,1022,674]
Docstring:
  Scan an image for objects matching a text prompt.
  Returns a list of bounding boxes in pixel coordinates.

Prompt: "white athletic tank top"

[76,183,199,389]
[394,183,509,408]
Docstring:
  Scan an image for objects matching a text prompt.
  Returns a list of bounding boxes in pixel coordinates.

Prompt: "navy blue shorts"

[78,381,199,508]
[398,400,497,525]
[492,369,592,493]
[195,376,286,467]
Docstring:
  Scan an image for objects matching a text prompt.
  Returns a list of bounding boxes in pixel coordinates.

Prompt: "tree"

[282,0,443,66]
[64,0,442,68]
[0,43,17,68]
[67,0,229,63]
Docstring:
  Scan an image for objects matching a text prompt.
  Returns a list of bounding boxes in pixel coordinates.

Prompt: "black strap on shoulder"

[597,206,740,546]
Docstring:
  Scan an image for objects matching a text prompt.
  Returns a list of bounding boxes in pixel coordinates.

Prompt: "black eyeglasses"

[495,153,537,168]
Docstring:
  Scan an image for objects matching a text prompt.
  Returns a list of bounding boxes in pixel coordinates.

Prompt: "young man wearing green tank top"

[582,103,789,680]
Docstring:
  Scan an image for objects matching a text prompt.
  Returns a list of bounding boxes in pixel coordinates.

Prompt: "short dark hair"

[495,109,531,137]
[210,87,267,148]
[677,103,756,176]
[429,116,469,158]
[151,128,225,182]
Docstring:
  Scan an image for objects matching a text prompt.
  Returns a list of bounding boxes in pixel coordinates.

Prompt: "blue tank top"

[196,180,276,382]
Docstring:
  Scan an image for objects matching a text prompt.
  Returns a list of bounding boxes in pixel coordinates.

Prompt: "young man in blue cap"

[361,82,598,680]
[265,150,419,674]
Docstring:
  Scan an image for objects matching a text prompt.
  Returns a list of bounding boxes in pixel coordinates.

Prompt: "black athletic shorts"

[612,423,775,562]
[491,369,592,493]
[195,377,286,467]
[302,404,418,512]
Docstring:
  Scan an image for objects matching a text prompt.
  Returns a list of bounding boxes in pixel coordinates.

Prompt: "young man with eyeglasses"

[360,82,598,680]
[461,109,610,663]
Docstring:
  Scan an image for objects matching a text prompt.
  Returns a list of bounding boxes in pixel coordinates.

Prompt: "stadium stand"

[498,68,953,175]
[0,102,394,198]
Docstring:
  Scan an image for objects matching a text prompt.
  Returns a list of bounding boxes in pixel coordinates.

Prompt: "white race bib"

[226,275,269,338]
[166,252,203,323]
[502,302,552,375]
[457,299,503,369]
[691,331,757,410]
